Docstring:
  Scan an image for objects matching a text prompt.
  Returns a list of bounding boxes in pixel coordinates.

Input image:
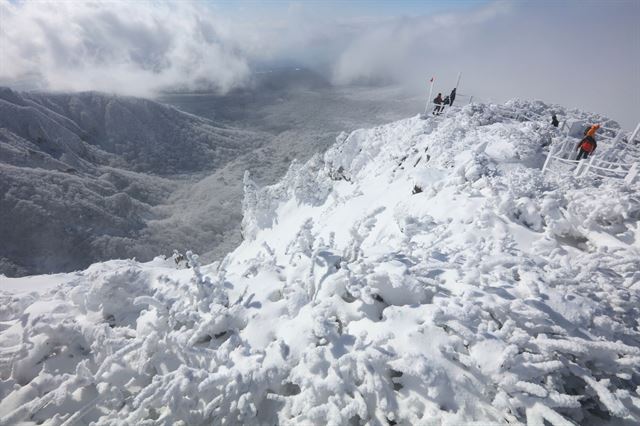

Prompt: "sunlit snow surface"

[1,102,639,425]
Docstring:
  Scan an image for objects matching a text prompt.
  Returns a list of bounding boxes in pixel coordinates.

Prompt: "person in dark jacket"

[576,124,600,160]
[551,114,559,127]
[433,93,443,115]
[449,88,456,107]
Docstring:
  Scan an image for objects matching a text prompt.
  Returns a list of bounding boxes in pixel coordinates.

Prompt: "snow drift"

[1,101,639,425]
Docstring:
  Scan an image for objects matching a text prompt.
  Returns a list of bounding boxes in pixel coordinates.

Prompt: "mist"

[1,0,638,128]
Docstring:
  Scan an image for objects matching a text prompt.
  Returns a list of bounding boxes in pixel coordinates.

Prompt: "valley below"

[0,70,423,276]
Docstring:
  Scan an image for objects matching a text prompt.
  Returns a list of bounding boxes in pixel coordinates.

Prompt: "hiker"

[449,88,456,106]
[551,114,559,127]
[433,93,443,115]
[576,124,600,160]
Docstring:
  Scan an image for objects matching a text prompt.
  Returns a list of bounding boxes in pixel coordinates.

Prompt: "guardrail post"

[583,154,596,176]
[629,122,640,144]
[574,163,581,177]
[574,157,587,177]
[560,121,568,135]
[542,143,556,174]
[624,162,638,184]
[619,121,640,160]
[611,129,623,146]
[562,139,574,157]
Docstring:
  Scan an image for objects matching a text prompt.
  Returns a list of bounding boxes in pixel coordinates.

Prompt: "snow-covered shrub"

[2,100,639,425]
[280,332,398,426]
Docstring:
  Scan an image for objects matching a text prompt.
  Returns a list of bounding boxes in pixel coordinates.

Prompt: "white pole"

[424,77,435,116]
[449,72,462,109]
[621,121,640,159]
[584,153,596,176]
[611,129,623,147]
[629,122,640,144]
[542,143,556,174]
[624,162,638,184]
[560,120,568,135]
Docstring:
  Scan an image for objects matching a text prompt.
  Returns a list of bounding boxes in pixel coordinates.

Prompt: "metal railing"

[542,134,639,183]
[421,92,640,183]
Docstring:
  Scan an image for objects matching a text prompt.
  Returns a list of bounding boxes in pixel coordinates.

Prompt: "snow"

[0,273,68,294]
[1,80,422,277]
[0,86,272,277]
[1,101,639,424]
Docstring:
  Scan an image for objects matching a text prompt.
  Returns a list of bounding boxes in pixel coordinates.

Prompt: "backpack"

[580,136,595,153]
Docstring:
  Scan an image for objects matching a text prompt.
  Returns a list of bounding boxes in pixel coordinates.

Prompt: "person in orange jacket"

[576,124,600,160]
[586,124,601,137]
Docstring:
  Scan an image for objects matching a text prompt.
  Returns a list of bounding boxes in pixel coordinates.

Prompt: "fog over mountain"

[0,85,268,276]
[0,69,422,276]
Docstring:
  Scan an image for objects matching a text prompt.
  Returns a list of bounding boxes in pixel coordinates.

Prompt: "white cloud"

[331,3,513,85]
[328,1,639,129]
[0,1,251,95]
[1,0,638,128]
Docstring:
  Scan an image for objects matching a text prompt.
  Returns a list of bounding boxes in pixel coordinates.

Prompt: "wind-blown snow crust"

[1,102,639,425]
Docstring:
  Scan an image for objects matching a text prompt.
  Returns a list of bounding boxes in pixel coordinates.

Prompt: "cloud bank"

[1,0,638,128]
[327,1,639,129]
[0,1,251,95]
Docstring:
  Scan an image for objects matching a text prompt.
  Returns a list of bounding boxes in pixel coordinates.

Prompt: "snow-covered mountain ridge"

[1,101,639,425]
[0,87,267,174]
[0,87,270,276]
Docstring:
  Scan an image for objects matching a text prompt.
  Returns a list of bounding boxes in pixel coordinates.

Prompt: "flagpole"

[455,72,462,90]
[424,77,435,116]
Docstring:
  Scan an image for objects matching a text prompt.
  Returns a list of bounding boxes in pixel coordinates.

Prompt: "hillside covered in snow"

[0,76,421,278]
[0,87,270,276]
[1,101,639,425]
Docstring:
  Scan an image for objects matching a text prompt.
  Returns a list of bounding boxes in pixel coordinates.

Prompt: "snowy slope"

[1,102,639,425]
